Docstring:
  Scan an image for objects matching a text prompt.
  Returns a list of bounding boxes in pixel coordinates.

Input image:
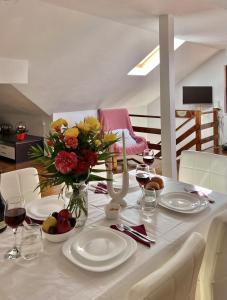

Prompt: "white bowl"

[42,227,75,243]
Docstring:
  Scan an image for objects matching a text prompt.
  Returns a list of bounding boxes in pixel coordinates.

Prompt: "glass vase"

[67,183,88,228]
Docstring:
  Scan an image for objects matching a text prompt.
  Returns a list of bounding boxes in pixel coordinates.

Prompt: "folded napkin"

[111,224,151,248]
[94,183,108,194]
[25,216,43,225]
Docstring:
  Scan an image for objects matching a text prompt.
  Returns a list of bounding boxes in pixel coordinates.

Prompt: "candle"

[122,131,127,172]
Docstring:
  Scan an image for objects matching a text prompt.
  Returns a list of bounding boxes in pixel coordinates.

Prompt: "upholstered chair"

[128,232,205,300]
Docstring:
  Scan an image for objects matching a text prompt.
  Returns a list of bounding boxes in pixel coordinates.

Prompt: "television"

[183,86,213,104]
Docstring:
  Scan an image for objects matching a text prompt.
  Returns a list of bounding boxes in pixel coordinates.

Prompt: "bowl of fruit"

[42,209,76,243]
[144,176,164,198]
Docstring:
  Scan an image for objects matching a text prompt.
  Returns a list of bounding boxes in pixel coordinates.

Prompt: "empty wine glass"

[143,149,155,167]
[141,188,157,222]
[4,198,26,259]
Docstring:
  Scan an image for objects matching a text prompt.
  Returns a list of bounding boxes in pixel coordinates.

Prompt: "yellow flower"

[84,116,101,132]
[50,118,68,131]
[95,139,102,146]
[103,133,117,143]
[64,127,79,138]
[77,121,91,132]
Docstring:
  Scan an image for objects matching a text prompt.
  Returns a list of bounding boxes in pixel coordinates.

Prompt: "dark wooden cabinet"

[0,134,43,163]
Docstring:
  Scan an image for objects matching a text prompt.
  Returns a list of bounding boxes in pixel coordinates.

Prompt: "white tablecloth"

[1,177,227,300]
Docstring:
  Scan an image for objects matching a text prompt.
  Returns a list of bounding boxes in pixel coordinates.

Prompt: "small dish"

[42,227,75,243]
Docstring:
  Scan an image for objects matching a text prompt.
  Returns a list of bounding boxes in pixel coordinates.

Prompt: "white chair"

[128,232,205,300]
[179,150,227,194]
[1,167,41,203]
[196,210,227,300]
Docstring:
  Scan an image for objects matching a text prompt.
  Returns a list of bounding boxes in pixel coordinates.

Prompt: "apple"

[57,218,72,234]
[58,209,72,219]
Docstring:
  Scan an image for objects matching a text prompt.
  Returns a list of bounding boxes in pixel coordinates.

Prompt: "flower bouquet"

[30,116,118,227]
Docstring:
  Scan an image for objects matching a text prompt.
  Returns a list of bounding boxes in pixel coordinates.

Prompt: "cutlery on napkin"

[111,224,153,247]
[184,187,215,204]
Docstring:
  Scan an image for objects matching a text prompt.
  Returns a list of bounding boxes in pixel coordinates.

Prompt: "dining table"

[1,173,227,300]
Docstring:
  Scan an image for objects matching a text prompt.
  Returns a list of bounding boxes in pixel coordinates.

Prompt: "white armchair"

[196,210,227,300]
[179,150,227,194]
[1,167,40,203]
[128,232,205,300]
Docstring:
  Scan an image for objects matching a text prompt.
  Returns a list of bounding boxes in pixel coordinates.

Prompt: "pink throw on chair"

[98,108,148,155]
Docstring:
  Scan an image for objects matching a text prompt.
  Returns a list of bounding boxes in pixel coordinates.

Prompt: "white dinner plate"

[72,227,127,262]
[62,226,137,272]
[159,192,209,214]
[26,196,65,221]
[113,172,138,189]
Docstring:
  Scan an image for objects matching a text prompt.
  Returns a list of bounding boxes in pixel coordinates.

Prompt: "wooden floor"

[0,146,226,197]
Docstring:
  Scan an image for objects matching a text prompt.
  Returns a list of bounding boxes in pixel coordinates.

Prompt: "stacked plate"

[62,226,137,272]
[26,196,65,221]
[158,192,209,214]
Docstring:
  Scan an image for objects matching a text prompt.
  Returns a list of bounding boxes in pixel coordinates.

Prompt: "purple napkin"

[94,183,108,194]
[111,224,151,248]
[25,216,43,225]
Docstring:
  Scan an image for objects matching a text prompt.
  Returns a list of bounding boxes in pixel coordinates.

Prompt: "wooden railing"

[129,108,219,158]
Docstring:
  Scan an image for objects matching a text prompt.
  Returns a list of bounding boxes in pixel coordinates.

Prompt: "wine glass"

[143,149,155,167]
[141,188,157,222]
[4,198,26,259]
[136,164,150,188]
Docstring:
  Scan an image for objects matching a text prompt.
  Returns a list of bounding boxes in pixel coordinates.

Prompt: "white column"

[159,15,177,179]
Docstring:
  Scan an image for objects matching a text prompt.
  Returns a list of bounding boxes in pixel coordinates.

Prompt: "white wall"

[53,110,97,127]
[0,112,51,137]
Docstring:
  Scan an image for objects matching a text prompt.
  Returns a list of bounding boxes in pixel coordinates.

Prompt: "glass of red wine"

[4,198,26,259]
[143,149,155,167]
[136,164,150,188]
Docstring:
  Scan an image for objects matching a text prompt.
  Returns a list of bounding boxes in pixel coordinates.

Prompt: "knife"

[123,224,156,243]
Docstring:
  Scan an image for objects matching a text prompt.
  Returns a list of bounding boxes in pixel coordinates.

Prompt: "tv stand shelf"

[0,134,43,163]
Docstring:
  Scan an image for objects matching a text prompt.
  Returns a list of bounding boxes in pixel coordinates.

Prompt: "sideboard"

[0,134,43,163]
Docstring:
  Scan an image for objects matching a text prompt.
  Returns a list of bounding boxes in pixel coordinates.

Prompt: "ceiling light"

[128,38,185,76]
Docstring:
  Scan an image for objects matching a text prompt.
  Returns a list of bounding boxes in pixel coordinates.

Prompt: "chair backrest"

[1,167,41,203]
[98,108,136,138]
[197,210,227,300]
[179,150,227,194]
[128,232,205,300]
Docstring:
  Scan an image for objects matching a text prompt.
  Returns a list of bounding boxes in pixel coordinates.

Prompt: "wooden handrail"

[200,122,214,130]
[176,117,193,132]
[176,124,198,144]
[129,107,219,159]
[129,114,161,119]
[132,126,161,135]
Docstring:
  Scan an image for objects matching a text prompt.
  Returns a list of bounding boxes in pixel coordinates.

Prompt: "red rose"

[47,140,53,146]
[55,151,78,174]
[75,160,90,174]
[64,136,78,149]
[81,149,97,167]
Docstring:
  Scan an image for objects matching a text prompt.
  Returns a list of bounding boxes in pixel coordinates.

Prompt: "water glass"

[20,224,43,260]
[141,189,157,221]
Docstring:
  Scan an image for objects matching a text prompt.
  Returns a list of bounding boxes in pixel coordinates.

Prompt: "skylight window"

[128,38,185,76]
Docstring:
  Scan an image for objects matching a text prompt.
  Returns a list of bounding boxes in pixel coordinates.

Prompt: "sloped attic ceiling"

[0,0,225,115]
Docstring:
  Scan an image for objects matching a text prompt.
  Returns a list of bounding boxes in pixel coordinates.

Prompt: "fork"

[184,187,215,204]
[116,224,155,243]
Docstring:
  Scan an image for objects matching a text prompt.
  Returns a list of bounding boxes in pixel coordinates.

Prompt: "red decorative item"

[16,133,25,141]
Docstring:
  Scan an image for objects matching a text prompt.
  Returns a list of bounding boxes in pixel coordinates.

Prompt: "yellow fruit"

[42,216,57,233]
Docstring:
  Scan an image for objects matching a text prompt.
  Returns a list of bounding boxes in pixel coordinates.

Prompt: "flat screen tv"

[183,86,213,104]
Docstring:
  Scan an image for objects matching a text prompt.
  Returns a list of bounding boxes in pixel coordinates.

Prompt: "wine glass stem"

[13,228,17,249]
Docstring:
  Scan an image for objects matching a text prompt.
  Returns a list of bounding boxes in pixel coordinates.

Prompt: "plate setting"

[158,192,209,214]
[62,226,137,272]
[26,196,65,221]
